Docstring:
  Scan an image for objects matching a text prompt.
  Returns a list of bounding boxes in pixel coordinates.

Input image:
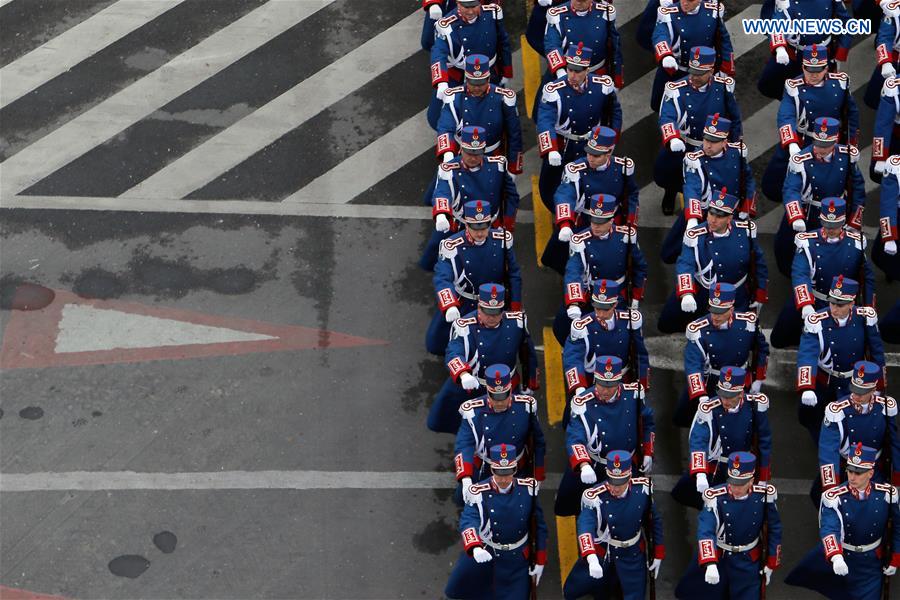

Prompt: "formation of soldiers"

[417,0,900,598]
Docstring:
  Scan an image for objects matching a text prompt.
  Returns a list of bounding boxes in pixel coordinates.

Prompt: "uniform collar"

[849,483,871,500]
[711,223,732,238]
[491,478,514,494]
[819,228,844,243]
[465,230,488,246]
[726,484,750,500]
[594,386,621,403]
[833,314,850,327]
[814,150,834,163]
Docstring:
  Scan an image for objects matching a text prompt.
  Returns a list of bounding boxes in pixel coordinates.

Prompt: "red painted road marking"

[0,288,387,370]
[0,586,67,600]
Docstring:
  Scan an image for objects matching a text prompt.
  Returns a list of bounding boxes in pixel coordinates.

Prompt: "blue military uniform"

[796,276,887,441]
[672,367,773,509]
[563,451,666,600]
[874,154,900,280]
[524,0,565,55]
[785,445,900,600]
[654,47,741,215]
[675,284,769,428]
[762,45,859,206]
[563,280,650,393]
[650,2,735,111]
[556,357,656,516]
[871,76,900,183]
[542,126,638,274]
[429,284,537,433]
[771,198,875,348]
[757,0,852,100]
[536,44,622,213]
[636,0,662,51]
[864,2,900,109]
[453,364,546,502]
[676,452,783,600]
[421,0,458,50]
[422,126,520,271]
[428,3,512,128]
[446,444,549,600]
[427,201,522,356]
[661,114,755,263]
[659,192,768,334]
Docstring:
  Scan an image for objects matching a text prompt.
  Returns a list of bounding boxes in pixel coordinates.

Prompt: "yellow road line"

[532,176,552,267]
[542,325,565,426]
[556,515,578,591]
[520,34,541,120]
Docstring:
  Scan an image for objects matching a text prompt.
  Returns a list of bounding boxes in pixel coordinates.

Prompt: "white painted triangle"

[54,304,276,353]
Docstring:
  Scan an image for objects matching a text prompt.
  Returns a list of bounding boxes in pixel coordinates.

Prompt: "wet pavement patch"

[92,411,103,417]
[153,531,177,554]
[0,280,55,310]
[412,517,457,555]
[72,268,126,299]
[18,407,44,420]
[108,555,150,578]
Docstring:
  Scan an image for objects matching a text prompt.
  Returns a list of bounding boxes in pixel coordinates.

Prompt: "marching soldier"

[422,0,455,50]
[818,361,900,500]
[428,283,537,433]
[675,452,783,600]
[556,356,656,516]
[453,364,545,505]
[659,190,768,334]
[661,113,755,263]
[784,444,900,600]
[674,283,769,427]
[655,46,742,215]
[563,279,650,395]
[672,366,772,509]
[636,0,662,52]
[563,450,665,600]
[872,76,899,183]
[427,200,522,356]
[524,0,564,55]
[757,0,852,100]
[771,197,874,348]
[428,0,512,129]
[536,43,622,213]
[797,276,887,443]
[865,0,899,109]
[421,125,519,271]
[445,444,548,600]
[556,195,647,343]
[762,44,859,207]
[543,125,638,274]
[774,116,866,277]
[650,0,735,112]
[875,154,900,280]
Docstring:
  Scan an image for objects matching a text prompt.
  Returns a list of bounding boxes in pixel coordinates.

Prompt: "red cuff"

[502,215,516,232]
[509,301,522,312]
[793,284,813,309]
[698,539,717,565]
[431,62,448,86]
[822,534,841,560]
[555,202,574,226]
[462,528,483,553]
[758,466,771,482]
[565,282,587,305]
[613,73,624,89]
[631,286,644,301]
[676,274,695,297]
[755,288,768,304]
[767,553,780,570]
[538,131,558,156]
[640,375,650,390]
[785,200,804,223]
[654,41,673,62]
[436,133,458,156]
[546,49,565,73]
[569,444,591,470]
[833,46,849,63]
[690,451,707,475]
[891,553,900,568]
[528,376,540,391]
[779,125,799,148]
[642,437,654,458]
[455,454,473,479]
[661,122,680,145]
[448,357,471,381]
[892,471,900,486]
[755,363,767,381]
[509,152,523,175]
[535,549,547,566]
[848,206,863,231]
[578,533,596,557]
[502,64,513,79]
[565,368,588,392]
[687,372,706,399]
[876,44,893,65]
[654,545,666,560]
[534,466,546,482]
[797,366,813,390]
[433,196,452,218]
[741,195,757,218]
[437,288,460,311]
[720,58,734,76]
[686,198,703,220]
[874,137,889,162]
[770,34,787,51]
[422,0,442,8]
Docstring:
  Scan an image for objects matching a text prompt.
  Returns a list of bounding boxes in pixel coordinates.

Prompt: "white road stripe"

[0,0,335,197]
[0,0,185,108]
[0,0,19,8]
[0,469,815,495]
[120,9,422,201]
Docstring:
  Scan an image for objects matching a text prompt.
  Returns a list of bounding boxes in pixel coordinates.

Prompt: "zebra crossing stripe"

[0,0,185,108]
[0,0,335,197]
[119,9,422,201]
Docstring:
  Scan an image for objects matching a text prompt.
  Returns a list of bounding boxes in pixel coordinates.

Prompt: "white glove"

[559,225,575,242]
[791,218,806,232]
[555,68,567,78]
[831,554,848,576]
[461,477,474,504]
[698,395,709,404]
[649,559,662,579]
[661,56,678,70]
[875,160,887,174]
[801,390,818,407]
[436,81,448,100]
[473,547,493,564]
[587,554,604,579]
[538,0,553,6]
[762,566,774,586]
[705,564,720,585]
[630,299,640,310]
[681,294,698,313]
[669,138,686,153]
[435,213,451,232]
[428,4,442,19]
[460,372,479,391]
[801,305,815,319]
[444,306,460,322]
[884,565,898,576]
[499,77,510,88]
[775,46,790,65]
[686,218,699,230]
[529,564,544,586]
[548,151,562,166]
[696,472,710,493]
[641,455,653,473]
[738,210,749,220]
[575,386,586,396]
[885,240,898,255]
[580,464,597,484]
[883,63,897,79]
[788,142,801,157]
[567,305,582,320]
[775,0,789,10]
[758,480,767,488]
[750,380,763,394]
[442,151,455,163]
[749,301,762,313]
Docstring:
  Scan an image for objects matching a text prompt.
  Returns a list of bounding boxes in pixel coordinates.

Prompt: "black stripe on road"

[0,0,117,68]
[0,0,267,162]
[18,0,420,198]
